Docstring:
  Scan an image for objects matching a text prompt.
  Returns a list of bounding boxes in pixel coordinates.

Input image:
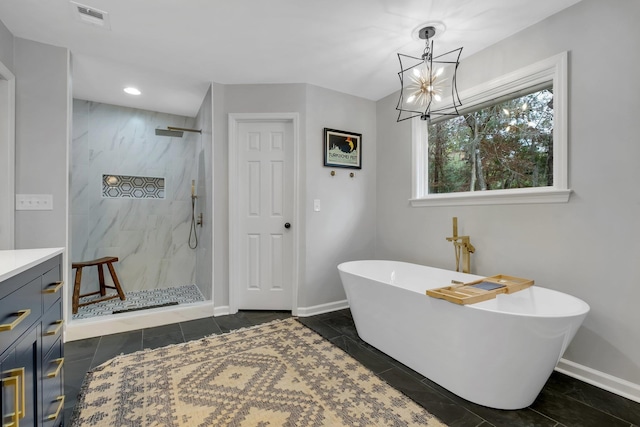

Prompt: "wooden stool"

[72,256,126,314]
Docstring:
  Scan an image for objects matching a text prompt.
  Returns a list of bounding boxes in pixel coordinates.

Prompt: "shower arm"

[168,126,202,134]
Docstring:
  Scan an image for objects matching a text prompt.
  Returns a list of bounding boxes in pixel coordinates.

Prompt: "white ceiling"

[0,0,582,117]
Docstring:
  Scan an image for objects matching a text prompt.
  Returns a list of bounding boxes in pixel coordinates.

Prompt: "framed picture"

[323,128,362,169]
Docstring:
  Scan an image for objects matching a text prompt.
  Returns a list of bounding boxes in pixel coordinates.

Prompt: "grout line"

[88,336,102,368]
[414,369,499,426]
[375,362,489,427]
[210,317,224,336]
[178,322,186,342]
[528,406,563,426]
[548,391,636,426]
[375,367,394,376]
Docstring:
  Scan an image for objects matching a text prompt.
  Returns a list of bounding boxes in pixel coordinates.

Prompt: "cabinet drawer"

[42,303,64,356]
[0,276,42,349]
[42,263,62,312]
[42,339,64,426]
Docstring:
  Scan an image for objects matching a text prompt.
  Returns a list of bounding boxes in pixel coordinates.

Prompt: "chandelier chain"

[422,38,431,61]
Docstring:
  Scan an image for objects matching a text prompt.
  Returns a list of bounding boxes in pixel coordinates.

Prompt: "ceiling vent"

[69,1,111,29]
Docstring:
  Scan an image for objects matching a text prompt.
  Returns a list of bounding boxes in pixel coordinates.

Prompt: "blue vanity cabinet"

[0,253,64,427]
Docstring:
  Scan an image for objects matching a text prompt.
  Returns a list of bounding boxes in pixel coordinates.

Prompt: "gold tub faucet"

[446,217,475,274]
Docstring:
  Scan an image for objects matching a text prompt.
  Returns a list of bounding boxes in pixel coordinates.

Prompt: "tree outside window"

[428,88,553,194]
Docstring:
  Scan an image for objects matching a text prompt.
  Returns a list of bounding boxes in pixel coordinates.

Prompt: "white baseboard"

[212,301,348,318]
[64,301,215,341]
[556,358,640,404]
[213,305,230,317]
[296,299,349,317]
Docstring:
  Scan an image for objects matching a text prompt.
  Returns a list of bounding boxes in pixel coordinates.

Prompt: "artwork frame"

[323,128,362,169]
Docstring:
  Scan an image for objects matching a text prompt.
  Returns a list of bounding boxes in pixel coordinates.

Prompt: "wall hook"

[330,170,336,176]
[350,172,355,178]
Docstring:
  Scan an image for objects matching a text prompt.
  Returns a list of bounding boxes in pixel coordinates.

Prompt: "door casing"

[228,113,300,315]
[0,60,15,250]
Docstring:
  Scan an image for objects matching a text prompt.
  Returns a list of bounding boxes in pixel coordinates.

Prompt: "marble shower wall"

[71,99,200,294]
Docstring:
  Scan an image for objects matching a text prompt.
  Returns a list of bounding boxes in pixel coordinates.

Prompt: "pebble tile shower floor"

[64,309,640,426]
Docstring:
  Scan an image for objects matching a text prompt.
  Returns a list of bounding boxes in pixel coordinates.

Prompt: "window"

[411,52,570,206]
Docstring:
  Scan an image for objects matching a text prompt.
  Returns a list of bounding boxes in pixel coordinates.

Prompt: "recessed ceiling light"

[124,87,141,95]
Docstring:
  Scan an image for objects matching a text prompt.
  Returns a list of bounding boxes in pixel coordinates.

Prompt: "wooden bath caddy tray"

[426,275,534,305]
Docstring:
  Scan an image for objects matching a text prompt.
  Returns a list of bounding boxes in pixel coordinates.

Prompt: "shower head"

[155,128,184,138]
[155,127,202,138]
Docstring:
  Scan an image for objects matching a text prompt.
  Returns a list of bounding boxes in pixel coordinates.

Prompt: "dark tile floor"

[63,309,640,427]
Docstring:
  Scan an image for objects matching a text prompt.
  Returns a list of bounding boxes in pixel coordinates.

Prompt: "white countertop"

[0,248,64,282]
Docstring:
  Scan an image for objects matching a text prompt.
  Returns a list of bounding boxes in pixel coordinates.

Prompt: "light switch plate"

[16,194,53,210]
[313,199,321,212]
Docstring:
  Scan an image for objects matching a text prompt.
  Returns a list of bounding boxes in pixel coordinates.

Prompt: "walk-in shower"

[69,100,212,326]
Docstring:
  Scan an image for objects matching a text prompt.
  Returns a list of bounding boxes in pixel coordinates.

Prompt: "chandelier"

[396,25,463,123]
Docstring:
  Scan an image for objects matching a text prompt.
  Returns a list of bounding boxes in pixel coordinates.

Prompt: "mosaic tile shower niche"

[103,175,165,199]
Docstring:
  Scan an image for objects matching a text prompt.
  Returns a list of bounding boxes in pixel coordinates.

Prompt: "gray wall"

[212,83,377,310]
[0,19,13,72]
[303,85,376,307]
[0,19,15,250]
[375,0,640,385]
[213,83,307,309]
[14,38,69,249]
[211,82,228,308]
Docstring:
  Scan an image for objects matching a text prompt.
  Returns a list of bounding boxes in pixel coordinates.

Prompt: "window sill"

[410,187,572,207]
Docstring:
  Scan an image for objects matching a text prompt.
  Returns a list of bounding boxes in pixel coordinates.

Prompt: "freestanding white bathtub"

[338,260,589,410]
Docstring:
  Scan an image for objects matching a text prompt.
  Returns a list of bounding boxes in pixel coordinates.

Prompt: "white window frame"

[410,51,571,207]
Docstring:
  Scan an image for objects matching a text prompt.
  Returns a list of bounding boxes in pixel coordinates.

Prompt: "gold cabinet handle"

[0,310,31,332]
[43,281,64,294]
[9,368,25,420]
[46,395,65,421]
[46,358,64,379]
[44,320,64,336]
[2,367,26,426]
[1,375,19,427]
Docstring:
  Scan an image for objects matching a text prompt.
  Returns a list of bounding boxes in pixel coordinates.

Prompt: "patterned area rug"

[71,319,446,426]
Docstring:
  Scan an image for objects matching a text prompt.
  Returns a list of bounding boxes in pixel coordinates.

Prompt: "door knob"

[284,222,291,229]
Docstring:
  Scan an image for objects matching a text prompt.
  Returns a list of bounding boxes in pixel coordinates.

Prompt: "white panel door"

[237,120,293,309]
